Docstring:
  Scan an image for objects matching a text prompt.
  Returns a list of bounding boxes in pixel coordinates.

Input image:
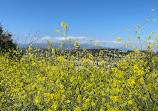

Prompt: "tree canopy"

[0,24,17,53]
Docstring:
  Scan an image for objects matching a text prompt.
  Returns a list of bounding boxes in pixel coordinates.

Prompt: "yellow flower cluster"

[116,37,122,42]
[0,43,157,111]
[74,41,80,48]
[61,21,68,30]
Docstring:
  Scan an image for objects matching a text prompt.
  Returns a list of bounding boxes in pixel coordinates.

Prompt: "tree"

[0,24,17,53]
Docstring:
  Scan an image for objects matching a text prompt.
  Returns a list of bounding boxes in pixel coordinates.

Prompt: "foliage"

[0,10,158,111]
[0,24,17,53]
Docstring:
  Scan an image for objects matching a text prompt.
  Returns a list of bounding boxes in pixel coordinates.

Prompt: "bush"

[0,23,17,53]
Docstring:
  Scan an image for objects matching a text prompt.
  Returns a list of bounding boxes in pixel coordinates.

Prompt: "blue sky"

[0,0,158,49]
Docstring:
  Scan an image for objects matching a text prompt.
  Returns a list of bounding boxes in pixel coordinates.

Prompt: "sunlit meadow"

[0,10,158,111]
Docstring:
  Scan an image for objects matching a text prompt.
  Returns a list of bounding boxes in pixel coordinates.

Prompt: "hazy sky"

[0,0,158,48]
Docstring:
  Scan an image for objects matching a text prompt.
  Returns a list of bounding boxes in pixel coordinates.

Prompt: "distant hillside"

[17,42,130,51]
[17,43,103,49]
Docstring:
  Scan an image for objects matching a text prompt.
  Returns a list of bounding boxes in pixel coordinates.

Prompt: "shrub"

[0,24,17,53]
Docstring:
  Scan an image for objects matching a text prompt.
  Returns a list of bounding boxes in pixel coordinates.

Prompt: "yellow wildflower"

[116,37,122,42]
[55,29,59,34]
[95,43,99,47]
[69,39,72,43]
[51,101,58,109]
[146,19,149,22]
[128,37,131,41]
[137,37,140,40]
[135,30,138,34]
[61,21,64,27]
[124,44,127,47]
[128,99,134,105]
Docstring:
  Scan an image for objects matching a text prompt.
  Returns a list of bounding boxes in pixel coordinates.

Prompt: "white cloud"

[37,36,127,48]
[37,36,90,44]
[36,36,131,50]
[40,36,53,41]
[95,40,100,43]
